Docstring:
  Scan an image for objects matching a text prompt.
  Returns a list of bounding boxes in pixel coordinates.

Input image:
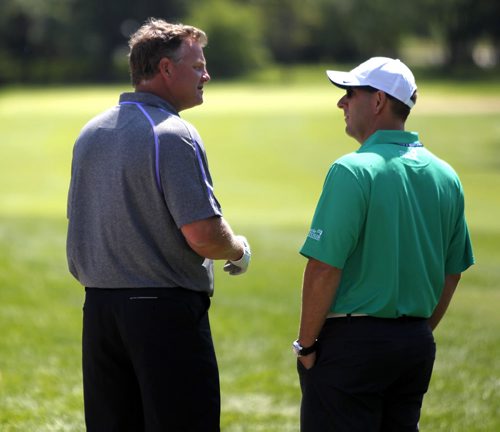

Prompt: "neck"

[357,122,405,145]
[135,78,175,109]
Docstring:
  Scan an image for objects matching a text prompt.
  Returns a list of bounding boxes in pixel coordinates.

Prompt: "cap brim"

[326,70,362,88]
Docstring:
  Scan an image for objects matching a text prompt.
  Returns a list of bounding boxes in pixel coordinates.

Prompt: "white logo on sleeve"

[308,228,323,241]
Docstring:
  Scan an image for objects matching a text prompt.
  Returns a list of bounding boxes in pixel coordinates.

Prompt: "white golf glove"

[223,235,251,276]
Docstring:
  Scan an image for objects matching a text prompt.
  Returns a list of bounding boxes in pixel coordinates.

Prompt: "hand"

[223,235,251,276]
[298,352,316,370]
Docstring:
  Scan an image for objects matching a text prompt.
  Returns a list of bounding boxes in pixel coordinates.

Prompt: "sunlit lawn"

[0,73,499,430]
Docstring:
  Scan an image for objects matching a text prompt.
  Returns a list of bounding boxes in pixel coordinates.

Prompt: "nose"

[202,69,211,83]
[337,95,347,109]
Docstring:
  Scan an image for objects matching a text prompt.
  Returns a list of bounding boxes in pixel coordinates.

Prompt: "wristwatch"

[292,339,317,357]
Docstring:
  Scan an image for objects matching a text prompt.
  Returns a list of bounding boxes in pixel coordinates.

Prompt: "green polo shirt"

[300,130,474,318]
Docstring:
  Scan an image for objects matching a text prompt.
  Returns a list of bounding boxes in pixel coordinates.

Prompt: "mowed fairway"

[1,75,499,431]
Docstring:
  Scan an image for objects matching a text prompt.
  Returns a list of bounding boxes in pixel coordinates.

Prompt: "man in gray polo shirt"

[67,18,250,432]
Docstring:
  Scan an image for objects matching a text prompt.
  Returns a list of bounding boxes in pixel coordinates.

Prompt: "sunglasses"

[345,86,378,98]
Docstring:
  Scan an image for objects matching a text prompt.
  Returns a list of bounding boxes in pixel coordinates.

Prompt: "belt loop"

[347,313,352,323]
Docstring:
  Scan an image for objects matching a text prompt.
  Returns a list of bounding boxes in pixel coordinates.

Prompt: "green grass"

[1,77,499,431]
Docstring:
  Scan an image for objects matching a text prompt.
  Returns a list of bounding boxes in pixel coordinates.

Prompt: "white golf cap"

[326,57,417,108]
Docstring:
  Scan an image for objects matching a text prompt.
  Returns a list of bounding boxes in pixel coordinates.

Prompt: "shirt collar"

[362,130,421,148]
[119,92,179,116]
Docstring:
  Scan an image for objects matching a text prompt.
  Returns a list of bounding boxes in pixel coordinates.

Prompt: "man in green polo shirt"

[293,57,474,431]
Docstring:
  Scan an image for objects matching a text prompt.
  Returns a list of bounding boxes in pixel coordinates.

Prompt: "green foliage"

[188,0,270,78]
[417,0,500,66]
[0,0,499,83]
[0,77,499,430]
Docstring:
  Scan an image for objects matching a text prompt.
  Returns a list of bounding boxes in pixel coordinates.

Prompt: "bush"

[188,0,270,79]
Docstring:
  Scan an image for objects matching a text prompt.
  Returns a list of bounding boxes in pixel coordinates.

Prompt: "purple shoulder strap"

[120,101,163,194]
[120,101,217,207]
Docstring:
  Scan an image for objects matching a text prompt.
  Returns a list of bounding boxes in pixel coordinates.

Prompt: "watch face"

[292,340,302,356]
[293,339,317,357]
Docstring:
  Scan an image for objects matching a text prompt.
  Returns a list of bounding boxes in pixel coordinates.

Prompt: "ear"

[374,91,388,114]
[158,57,173,79]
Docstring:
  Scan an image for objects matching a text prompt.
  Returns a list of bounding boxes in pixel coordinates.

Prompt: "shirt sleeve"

[159,124,222,228]
[300,163,367,268]
[445,187,475,274]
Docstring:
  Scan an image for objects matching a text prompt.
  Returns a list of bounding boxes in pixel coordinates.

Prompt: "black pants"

[298,317,436,432]
[82,288,220,432]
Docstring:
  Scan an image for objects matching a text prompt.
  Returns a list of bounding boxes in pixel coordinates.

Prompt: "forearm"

[298,259,342,347]
[428,273,461,331]
[181,216,243,261]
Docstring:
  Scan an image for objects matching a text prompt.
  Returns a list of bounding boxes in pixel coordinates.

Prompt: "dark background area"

[0,0,499,84]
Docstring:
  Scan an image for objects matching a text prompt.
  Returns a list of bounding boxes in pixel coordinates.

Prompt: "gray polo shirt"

[67,92,222,294]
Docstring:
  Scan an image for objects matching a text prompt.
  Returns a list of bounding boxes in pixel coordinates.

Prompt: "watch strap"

[293,339,318,356]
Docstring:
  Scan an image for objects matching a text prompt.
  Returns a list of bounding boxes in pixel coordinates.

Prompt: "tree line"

[0,0,499,84]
